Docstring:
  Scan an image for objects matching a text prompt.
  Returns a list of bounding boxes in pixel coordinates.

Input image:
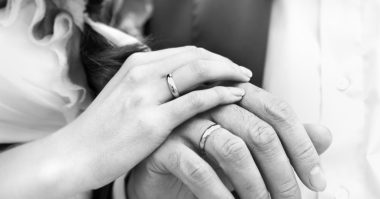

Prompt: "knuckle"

[240,83,263,94]
[217,136,249,164]
[226,104,247,118]
[194,47,209,57]
[255,190,271,199]
[184,161,212,184]
[126,52,144,65]
[278,179,301,199]
[125,67,146,83]
[248,121,279,152]
[210,104,240,120]
[228,103,244,113]
[294,140,318,162]
[240,182,269,198]
[212,86,228,99]
[147,155,161,172]
[165,150,182,171]
[209,104,243,127]
[187,92,206,110]
[264,98,296,123]
[189,60,209,79]
[122,93,144,109]
[149,143,175,172]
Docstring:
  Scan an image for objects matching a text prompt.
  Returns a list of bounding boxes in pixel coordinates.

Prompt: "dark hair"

[80,0,149,94]
[0,0,7,8]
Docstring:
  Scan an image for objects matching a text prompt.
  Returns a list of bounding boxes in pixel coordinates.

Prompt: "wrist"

[46,126,96,194]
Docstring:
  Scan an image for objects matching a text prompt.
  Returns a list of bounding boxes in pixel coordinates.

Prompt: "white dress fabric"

[0,1,152,198]
[0,0,90,143]
[0,0,91,198]
[264,0,380,198]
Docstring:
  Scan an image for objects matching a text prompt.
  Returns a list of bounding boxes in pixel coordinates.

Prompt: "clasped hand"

[125,48,332,199]
[62,46,331,199]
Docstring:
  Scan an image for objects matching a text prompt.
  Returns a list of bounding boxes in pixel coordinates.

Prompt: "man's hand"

[208,83,331,198]
[128,83,332,199]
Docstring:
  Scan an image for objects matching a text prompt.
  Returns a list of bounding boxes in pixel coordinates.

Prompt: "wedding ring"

[199,124,222,154]
[166,73,180,98]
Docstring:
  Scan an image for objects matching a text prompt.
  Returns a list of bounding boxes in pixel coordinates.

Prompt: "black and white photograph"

[0,0,378,198]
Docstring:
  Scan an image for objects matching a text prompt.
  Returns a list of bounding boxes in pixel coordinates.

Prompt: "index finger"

[237,83,327,192]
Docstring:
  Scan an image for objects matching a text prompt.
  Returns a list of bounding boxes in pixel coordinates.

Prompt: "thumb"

[304,124,333,155]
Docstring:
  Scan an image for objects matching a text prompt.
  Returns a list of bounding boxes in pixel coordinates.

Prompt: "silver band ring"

[199,124,222,153]
[167,73,180,98]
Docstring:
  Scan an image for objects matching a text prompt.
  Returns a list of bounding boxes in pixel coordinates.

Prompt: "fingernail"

[229,87,245,97]
[309,166,327,192]
[240,66,253,78]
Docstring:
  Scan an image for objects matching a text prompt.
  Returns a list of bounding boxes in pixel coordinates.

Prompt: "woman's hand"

[0,46,252,199]
[58,46,252,191]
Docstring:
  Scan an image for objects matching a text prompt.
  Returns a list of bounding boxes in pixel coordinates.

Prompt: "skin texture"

[83,18,331,198]
[128,84,332,199]
[128,122,331,199]
[0,47,253,199]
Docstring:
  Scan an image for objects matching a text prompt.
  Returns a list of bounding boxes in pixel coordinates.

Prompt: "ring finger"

[211,105,302,199]
[156,60,252,102]
[178,118,270,199]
